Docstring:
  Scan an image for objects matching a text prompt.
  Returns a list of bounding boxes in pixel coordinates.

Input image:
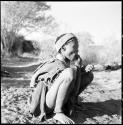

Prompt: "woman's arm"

[30,69,43,88]
[71,54,82,68]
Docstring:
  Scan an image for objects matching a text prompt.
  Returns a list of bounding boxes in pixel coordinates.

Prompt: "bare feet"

[53,112,75,124]
[39,113,46,121]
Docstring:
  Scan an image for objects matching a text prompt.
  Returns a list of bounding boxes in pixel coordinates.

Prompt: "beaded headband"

[55,33,76,52]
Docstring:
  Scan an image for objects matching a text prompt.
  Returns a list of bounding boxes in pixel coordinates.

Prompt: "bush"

[77,33,121,65]
[1,1,57,58]
[1,30,18,57]
[79,44,121,65]
[79,46,99,65]
[38,39,57,60]
[1,29,41,57]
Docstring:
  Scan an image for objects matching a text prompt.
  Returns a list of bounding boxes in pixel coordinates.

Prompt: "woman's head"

[55,33,79,61]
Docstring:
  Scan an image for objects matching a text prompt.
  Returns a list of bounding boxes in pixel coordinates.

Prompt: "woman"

[29,33,94,124]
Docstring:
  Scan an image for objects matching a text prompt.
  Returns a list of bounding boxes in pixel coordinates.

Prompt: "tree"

[1,1,51,33]
[1,1,57,56]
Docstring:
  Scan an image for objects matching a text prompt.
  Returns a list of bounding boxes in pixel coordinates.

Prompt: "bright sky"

[48,2,121,45]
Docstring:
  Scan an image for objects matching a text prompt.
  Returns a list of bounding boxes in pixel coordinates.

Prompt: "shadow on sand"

[70,99,121,123]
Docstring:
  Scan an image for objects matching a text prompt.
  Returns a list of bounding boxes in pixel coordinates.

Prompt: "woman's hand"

[85,64,94,72]
[72,55,82,68]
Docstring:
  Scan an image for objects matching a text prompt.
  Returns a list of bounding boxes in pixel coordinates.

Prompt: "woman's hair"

[55,33,78,53]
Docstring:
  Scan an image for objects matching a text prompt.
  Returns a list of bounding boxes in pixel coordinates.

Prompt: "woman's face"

[61,38,79,61]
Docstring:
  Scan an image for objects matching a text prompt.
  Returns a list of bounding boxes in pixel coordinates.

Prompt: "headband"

[55,33,76,52]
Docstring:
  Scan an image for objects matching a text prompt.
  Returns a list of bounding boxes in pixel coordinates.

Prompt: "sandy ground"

[1,63,122,124]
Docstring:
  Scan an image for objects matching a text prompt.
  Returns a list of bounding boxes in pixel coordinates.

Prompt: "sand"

[1,65,121,124]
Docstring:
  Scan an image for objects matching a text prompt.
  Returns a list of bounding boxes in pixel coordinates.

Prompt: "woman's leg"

[72,72,94,112]
[29,82,43,114]
[78,72,94,95]
[45,68,77,124]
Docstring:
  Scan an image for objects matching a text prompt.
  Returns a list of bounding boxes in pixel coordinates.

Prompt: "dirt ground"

[1,59,122,124]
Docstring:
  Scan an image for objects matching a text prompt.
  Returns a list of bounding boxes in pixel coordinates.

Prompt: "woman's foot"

[53,112,75,124]
[39,113,46,121]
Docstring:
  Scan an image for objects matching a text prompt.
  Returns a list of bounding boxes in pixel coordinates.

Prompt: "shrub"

[1,30,18,57]
[1,29,41,57]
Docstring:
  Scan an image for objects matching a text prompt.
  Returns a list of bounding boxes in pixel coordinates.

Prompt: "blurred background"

[1,1,121,65]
